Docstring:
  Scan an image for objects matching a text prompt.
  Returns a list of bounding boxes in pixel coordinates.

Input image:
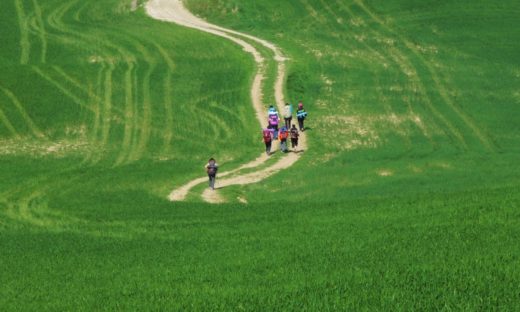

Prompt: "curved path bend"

[146,0,307,203]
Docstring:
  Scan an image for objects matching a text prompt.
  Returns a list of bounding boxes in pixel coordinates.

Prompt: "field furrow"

[0,107,20,137]
[115,62,136,166]
[14,0,31,64]
[30,0,47,63]
[354,0,495,151]
[0,86,44,138]
[1,0,520,309]
[32,67,95,113]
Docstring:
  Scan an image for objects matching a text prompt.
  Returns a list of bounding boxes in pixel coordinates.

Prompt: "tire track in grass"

[334,0,454,147]
[33,63,125,163]
[32,66,96,113]
[100,62,115,150]
[31,0,47,63]
[0,107,20,137]
[28,66,103,164]
[178,101,224,144]
[44,1,147,164]
[42,0,117,137]
[304,0,430,150]
[128,43,156,162]
[317,0,400,116]
[130,63,140,160]
[115,61,136,166]
[98,36,143,166]
[14,0,31,64]
[116,44,147,164]
[81,76,100,164]
[351,1,466,148]
[88,21,180,165]
[51,66,103,101]
[386,46,466,147]
[1,176,85,229]
[341,0,465,147]
[71,0,89,22]
[162,70,174,153]
[0,86,44,138]
[111,29,186,163]
[85,65,105,164]
[147,0,308,203]
[316,0,414,145]
[153,42,176,70]
[354,0,495,152]
[152,43,175,153]
[39,64,123,119]
[104,33,165,164]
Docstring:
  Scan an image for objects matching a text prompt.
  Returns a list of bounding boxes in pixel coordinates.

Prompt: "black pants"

[291,138,298,148]
[208,174,216,189]
[298,118,305,131]
[265,141,272,155]
[284,117,292,128]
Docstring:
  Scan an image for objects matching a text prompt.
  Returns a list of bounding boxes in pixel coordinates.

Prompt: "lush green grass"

[1,0,520,309]
[2,188,519,309]
[187,0,520,201]
[0,0,259,194]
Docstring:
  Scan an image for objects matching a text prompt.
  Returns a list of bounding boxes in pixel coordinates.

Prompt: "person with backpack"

[290,124,299,150]
[268,105,278,117]
[205,158,219,190]
[262,126,274,155]
[268,113,280,140]
[296,101,308,131]
[283,103,293,128]
[279,126,289,153]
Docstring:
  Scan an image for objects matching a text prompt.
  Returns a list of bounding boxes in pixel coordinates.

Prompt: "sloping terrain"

[147,0,308,203]
[186,0,520,202]
[1,0,519,309]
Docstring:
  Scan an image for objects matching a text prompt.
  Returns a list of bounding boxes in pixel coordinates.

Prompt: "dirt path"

[146,0,308,203]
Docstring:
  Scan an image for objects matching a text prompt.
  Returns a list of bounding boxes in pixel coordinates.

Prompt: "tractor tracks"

[146,0,308,203]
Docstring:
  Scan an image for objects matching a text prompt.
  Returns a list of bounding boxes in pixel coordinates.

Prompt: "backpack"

[279,129,288,140]
[269,115,279,126]
[263,129,272,142]
[283,105,292,118]
[290,128,299,139]
[207,163,217,175]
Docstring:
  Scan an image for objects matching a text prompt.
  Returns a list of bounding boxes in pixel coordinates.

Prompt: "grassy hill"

[1,0,520,309]
[0,0,259,197]
[187,0,520,202]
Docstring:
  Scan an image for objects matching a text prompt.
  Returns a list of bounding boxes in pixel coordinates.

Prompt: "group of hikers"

[205,101,309,190]
[262,101,308,155]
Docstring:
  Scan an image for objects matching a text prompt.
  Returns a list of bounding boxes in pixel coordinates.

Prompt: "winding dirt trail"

[146,0,307,203]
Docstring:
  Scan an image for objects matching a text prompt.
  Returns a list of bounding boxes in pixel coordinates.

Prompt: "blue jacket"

[296,109,307,119]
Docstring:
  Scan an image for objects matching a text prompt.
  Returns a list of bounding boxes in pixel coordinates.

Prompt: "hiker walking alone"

[296,101,308,131]
[290,124,299,150]
[279,126,289,153]
[262,126,274,156]
[283,102,293,128]
[205,158,219,190]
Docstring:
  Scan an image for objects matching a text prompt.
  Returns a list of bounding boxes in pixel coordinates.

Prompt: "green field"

[1,0,520,309]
